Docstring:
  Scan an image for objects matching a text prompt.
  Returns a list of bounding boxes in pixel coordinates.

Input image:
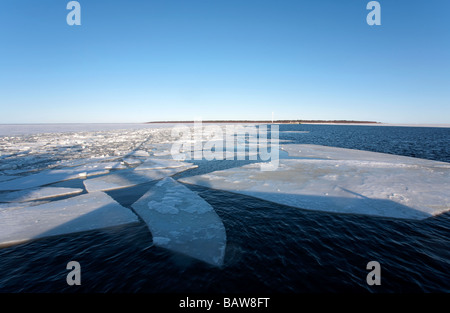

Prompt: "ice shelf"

[132,177,226,266]
[0,187,83,203]
[0,192,139,247]
[179,144,450,220]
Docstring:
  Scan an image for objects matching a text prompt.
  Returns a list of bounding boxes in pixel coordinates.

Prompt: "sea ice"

[122,158,142,166]
[0,161,133,191]
[0,169,88,191]
[0,192,139,247]
[0,201,50,212]
[53,156,120,169]
[134,158,195,171]
[132,177,226,266]
[179,144,450,220]
[0,175,20,183]
[281,144,450,168]
[128,150,150,157]
[83,164,197,192]
[0,187,83,203]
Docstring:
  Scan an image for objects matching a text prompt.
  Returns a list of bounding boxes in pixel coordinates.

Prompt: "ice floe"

[135,158,195,171]
[180,144,450,220]
[132,177,226,266]
[281,144,450,168]
[128,150,150,157]
[0,187,83,203]
[0,175,20,183]
[0,201,51,212]
[0,168,104,191]
[122,158,143,166]
[83,164,197,192]
[0,169,87,191]
[0,192,139,247]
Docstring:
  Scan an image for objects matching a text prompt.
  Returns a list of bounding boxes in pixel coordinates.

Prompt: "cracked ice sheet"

[0,187,83,203]
[0,192,139,247]
[83,164,197,192]
[180,145,450,220]
[132,177,226,266]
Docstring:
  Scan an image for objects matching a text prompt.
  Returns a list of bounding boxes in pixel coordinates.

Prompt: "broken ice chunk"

[0,187,83,203]
[0,169,87,191]
[0,175,20,183]
[122,158,142,166]
[134,158,195,171]
[83,164,197,192]
[132,177,226,266]
[128,150,150,157]
[0,201,51,212]
[0,192,139,247]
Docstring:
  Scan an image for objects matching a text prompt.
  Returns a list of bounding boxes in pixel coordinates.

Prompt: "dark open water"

[0,124,449,293]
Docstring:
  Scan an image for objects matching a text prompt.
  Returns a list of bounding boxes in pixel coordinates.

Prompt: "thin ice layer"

[84,164,197,192]
[0,187,83,203]
[180,145,450,220]
[0,192,139,247]
[131,177,226,266]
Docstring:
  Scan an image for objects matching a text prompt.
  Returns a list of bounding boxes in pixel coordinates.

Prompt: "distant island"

[147,120,379,124]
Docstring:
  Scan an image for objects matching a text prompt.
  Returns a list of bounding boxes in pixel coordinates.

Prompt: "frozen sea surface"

[0,123,449,292]
[180,145,450,220]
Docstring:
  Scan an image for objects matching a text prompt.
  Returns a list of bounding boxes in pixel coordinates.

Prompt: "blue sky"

[0,0,449,124]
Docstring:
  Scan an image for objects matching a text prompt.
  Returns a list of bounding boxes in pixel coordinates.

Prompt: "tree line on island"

[147,120,379,124]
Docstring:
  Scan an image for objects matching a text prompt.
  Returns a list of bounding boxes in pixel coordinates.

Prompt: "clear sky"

[0,0,449,124]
